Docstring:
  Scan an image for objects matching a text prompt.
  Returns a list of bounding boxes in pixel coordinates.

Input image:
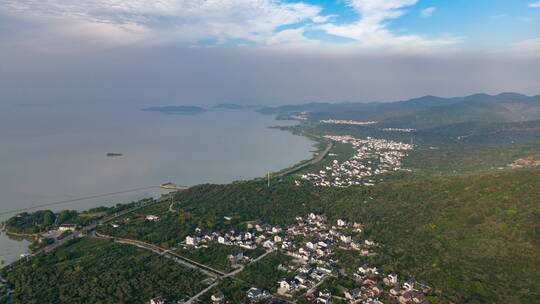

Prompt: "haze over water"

[0,105,314,264]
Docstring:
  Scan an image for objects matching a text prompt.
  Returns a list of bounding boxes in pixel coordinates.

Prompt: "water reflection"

[0,106,314,264]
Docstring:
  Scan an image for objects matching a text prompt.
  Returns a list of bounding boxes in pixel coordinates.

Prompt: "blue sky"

[281,0,540,50]
[1,0,539,54]
[1,0,540,106]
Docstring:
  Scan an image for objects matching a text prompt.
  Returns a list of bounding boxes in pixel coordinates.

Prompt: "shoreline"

[0,113,319,268]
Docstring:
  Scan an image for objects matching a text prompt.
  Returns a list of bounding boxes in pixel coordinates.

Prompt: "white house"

[145,215,160,221]
[58,224,77,232]
[211,292,224,303]
[337,219,348,227]
[149,296,165,304]
[340,235,352,243]
[186,236,197,246]
[279,279,294,292]
[263,240,275,249]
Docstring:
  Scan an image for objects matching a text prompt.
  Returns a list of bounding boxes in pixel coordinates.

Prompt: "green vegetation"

[4,93,540,303]
[379,96,540,130]
[96,199,252,250]
[176,244,266,273]
[27,238,54,252]
[236,251,293,292]
[3,199,153,236]
[3,210,55,234]
[294,141,356,176]
[199,279,252,303]
[1,237,206,304]
[262,93,540,130]
[404,143,540,175]
[168,170,540,303]
[4,168,540,303]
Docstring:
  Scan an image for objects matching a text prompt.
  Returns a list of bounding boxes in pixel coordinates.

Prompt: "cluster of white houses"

[185,213,429,303]
[380,128,416,132]
[298,136,413,187]
[320,120,378,126]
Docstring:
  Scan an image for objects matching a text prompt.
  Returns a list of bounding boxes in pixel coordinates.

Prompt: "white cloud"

[266,27,318,46]
[512,38,540,57]
[0,0,322,46]
[318,0,459,50]
[0,0,460,52]
[530,1,540,8]
[312,14,336,23]
[420,7,436,18]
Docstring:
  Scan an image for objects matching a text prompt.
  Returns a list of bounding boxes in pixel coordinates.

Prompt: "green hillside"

[283,118,540,148]
[380,96,540,129]
[1,238,206,304]
[3,169,539,303]
[259,93,540,128]
[172,170,540,303]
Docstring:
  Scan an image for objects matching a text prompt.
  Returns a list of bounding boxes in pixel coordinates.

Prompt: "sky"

[1,0,540,106]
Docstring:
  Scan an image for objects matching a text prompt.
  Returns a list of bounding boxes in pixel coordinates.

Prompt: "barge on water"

[106,153,123,157]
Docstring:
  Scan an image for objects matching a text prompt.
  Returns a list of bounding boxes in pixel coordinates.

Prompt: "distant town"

[297,136,413,187]
[320,120,378,126]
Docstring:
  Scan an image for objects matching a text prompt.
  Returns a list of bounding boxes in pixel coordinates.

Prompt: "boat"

[160,182,189,191]
[106,153,123,157]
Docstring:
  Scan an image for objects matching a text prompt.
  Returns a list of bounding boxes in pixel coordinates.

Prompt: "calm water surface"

[0,105,314,264]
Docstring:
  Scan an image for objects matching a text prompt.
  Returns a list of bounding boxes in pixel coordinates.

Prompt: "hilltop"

[261,93,540,130]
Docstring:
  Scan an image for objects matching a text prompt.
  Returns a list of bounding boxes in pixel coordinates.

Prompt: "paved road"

[303,275,328,296]
[275,141,333,177]
[43,202,157,253]
[181,249,276,303]
[183,281,219,304]
[223,248,276,278]
[2,199,163,273]
[92,232,226,277]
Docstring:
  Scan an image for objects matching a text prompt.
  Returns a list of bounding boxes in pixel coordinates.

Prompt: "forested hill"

[378,95,540,129]
[284,118,540,148]
[260,93,540,130]
[175,170,540,303]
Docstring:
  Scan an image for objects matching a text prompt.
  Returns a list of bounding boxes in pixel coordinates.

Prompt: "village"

[320,120,378,126]
[380,128,416,133]
[183,213,430,304]
[297,136,414,187]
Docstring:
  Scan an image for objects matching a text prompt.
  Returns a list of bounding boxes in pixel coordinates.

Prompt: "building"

[58,224,77,232]
[145,215,160,221]
[337,219,348,227]
[211,291,225,303]
[185,236,198,246]
[228,251,244,264]
[149,296,165,304]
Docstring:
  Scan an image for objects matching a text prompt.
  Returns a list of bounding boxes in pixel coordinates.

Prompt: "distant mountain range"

[260,92,540,130]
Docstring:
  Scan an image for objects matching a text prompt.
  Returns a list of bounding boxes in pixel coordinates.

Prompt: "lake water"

[0,105,314,264]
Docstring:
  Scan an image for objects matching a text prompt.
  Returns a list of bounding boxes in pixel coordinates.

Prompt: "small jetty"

[160,182,189,191]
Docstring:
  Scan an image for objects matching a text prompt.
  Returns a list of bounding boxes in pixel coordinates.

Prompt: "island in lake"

[141,105,207,115]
